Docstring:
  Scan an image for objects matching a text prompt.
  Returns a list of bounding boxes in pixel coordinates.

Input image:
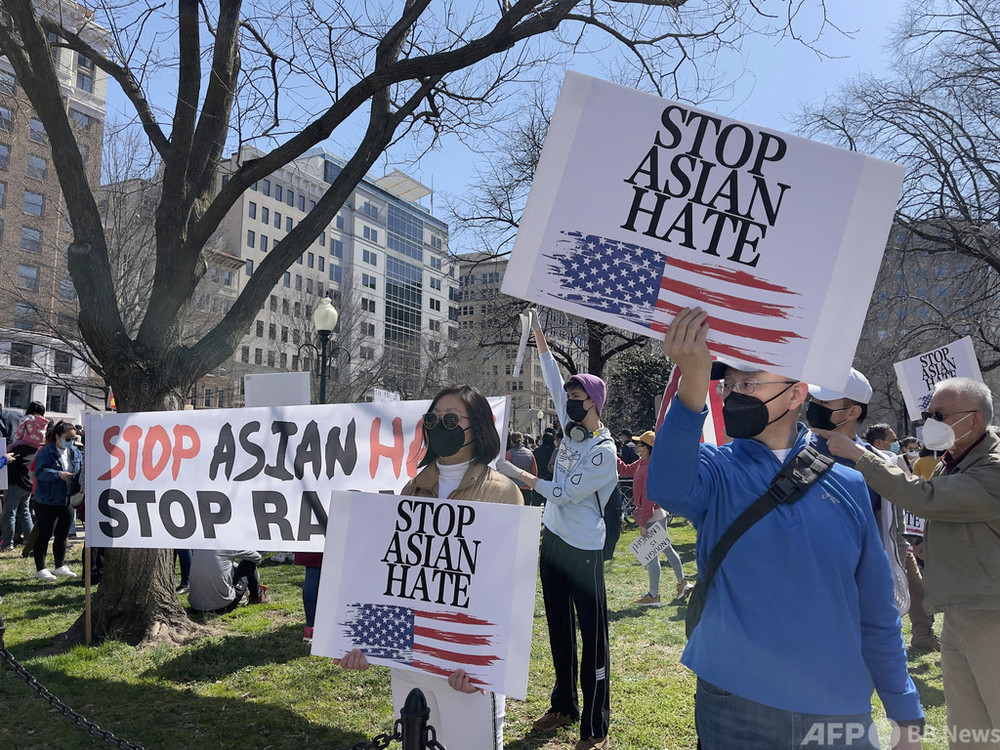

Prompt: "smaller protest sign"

[893,337,983,421]
[629,521,672,566]
[244,372,310,407]
[311,491,542,699]
[904,511,926,538]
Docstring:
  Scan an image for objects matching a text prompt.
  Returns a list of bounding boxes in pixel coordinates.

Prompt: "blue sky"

[383,2,909,249]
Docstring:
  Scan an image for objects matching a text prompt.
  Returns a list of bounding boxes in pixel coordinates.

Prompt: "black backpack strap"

[686,445,835,637]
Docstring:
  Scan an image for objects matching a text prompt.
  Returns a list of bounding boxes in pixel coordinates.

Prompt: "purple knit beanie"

[565,373,607,415]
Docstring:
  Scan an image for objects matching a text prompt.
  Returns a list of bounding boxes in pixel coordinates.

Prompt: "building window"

[70,109,93,130]
[204,389,213,407]
[363,226,378,244]
[241,346,250,363]
[76,72,93,92]
[256,320,264,337]
[360,346,374,360]
[286,189,294,207]
[13,302,36,330]
[26,155,47,180]
[46,386,68,413]
[283,271,291,287]
[16,264,39,291]
[0,70,15,95]
[429,298,441,311]
[246,229,255,248]
[0,181,5,206]
[254,348,263,365]
[0,106,10,132]
[261,206,269,224]
[295,274,302,291]
[29,118,47,144]
[0,143,10,170]
[24,190,44,216]
[246,259,254,275]
[362,201,379,220]
[262,179,271,197]
[298,194,306,211]
[10,342,33,367]
[59,278,75,300]
[274,184,283,202]
[286,216,293,232]
[430,235,443,250]
[267,350,276,368]
[329,264,342,284]
[281,325,289,343]
[54,350,73,374]
[79,144,89,163]
[363,248,377,265]
[362,273,376,290]
[318,256,325,272]
[260,235,269,252]
[307,252,315,268]
[274,211,281,229]
[336,215,344,230]
[248,201,257,219]
[20,226,41,252]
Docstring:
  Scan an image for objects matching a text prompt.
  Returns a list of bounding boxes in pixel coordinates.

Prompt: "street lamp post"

[537,408,544,438]
[312,297,339,404]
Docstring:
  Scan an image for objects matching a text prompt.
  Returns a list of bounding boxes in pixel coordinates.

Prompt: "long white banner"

[83,398,510,550]
[312,491,542,699]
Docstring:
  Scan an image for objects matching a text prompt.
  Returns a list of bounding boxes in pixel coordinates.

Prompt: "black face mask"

[566,399,589,423]
[721,385,794,439]
[427,423,469,458]
[805,401,850,432]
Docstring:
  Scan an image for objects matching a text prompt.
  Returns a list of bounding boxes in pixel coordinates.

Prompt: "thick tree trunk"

[57,549,204,648]
[53,383,207,650]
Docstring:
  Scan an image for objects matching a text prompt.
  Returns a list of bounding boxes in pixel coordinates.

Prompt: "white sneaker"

[35,568,58,581]
[53,565,77,578]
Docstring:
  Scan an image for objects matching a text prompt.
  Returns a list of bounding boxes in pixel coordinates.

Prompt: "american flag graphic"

[340,603,499,686]
[544,231,807,371]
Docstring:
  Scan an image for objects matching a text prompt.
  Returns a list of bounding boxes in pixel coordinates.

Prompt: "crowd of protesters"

[5,300,996,750]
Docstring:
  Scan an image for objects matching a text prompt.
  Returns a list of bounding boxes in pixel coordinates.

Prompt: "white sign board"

[244,372,311,407]
[893,336,983,421]
[312,491,542,699]
[628,521,673,566]
[83,398,509,550]
[502,71,906,390]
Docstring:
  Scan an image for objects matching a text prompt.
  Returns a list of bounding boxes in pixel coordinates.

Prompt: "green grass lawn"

[0,520,946,749]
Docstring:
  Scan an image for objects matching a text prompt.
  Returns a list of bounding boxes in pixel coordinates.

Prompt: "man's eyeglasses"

[920,409,976,422]
[716,380,796,397]
[422,412,465,430]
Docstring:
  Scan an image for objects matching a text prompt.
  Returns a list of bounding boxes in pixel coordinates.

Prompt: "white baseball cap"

[808,368,873,404]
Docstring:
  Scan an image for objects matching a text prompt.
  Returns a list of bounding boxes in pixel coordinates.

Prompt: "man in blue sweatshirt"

[647,307,923,750]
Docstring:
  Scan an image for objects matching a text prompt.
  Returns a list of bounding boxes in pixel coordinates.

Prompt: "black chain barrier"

[1,614,446,750]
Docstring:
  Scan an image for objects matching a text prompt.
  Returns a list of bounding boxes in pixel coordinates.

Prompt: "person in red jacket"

[617,431,692,605]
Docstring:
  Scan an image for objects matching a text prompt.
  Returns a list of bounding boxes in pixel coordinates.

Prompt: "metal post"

[317,329,330,404]
[399,687,430,750]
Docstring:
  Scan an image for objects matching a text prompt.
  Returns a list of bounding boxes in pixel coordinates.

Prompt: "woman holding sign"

[337,384,522,750]
[618,430,693,606]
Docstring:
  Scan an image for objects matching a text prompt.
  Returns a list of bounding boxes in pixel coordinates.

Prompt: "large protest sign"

[502,71,905,390]
[83,398,509,550]
[312,491,542,699]
[893,337,983,421]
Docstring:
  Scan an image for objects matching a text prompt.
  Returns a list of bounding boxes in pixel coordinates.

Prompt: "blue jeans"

[696,679,878,750]
[302,565,321,627]
[2,485,33,547]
